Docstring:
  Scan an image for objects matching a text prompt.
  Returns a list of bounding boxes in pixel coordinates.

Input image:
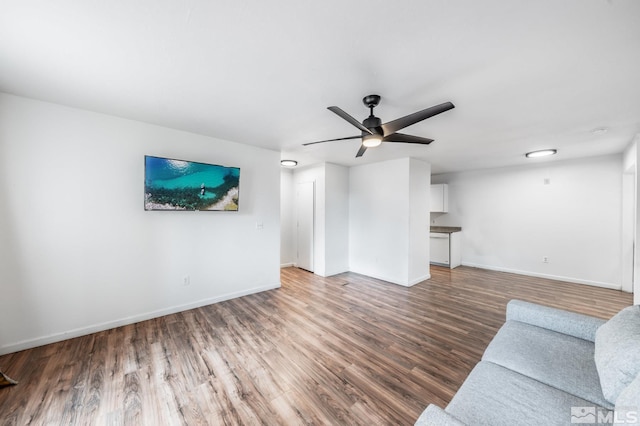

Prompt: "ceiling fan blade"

[355,144,367,157]
[303,135,361,146]
[328,106,373,135]
[383,133,434,144]
[380,102,454,135]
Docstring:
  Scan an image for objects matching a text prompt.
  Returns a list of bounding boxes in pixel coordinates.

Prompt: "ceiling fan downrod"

[363,94,381,117]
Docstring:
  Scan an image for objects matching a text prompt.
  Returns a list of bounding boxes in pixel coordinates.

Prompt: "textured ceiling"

[1,0,639,173]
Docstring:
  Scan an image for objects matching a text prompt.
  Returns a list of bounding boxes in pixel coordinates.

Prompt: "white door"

[297,181,315,272]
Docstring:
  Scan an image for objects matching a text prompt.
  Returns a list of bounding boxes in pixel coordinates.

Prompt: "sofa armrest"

[415,404,467,426]
[506,299,606,342]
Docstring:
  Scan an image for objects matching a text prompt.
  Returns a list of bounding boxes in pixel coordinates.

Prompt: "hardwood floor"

[0,266,632,425]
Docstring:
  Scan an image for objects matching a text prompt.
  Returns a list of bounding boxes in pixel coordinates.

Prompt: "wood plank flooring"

[0,266,632,425]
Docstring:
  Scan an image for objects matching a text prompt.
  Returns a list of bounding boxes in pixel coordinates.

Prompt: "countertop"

[430,226,462,233]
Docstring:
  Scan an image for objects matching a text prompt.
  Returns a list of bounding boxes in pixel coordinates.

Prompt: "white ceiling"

[1,0,639,174]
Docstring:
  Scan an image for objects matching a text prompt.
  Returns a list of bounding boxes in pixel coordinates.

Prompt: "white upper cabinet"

[430,184,449,213]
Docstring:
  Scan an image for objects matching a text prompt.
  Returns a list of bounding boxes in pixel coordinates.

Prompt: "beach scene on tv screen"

[144,156,240,211]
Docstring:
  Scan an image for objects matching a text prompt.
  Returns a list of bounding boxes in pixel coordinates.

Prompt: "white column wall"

[349,158,430,286]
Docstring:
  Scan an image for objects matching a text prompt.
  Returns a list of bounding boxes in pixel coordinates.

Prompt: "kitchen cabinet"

[430,229,461,268]
[430,184,448,213]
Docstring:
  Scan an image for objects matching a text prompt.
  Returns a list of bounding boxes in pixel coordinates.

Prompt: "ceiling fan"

[303,95,455,157]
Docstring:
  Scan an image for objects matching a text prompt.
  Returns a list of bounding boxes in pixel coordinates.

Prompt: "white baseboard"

[280,262,295,268]
[462,262,621,290]
[347,269,399,286]
[409,273,431,286]
[0,282,281,356]
[348,268,430,287]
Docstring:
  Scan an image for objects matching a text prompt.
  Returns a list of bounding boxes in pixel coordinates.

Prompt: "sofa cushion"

[446,361,612,426]
[615,372,640,426]
[595,305,640,404]
[506,300,606,342]
[415,404,466,426]
[483,320,611,409]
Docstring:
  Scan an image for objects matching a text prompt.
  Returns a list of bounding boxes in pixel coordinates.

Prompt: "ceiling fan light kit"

[303,94,455,158]
[362,134,383,148]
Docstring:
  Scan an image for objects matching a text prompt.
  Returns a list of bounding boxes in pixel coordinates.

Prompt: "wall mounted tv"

[144,155,240,211]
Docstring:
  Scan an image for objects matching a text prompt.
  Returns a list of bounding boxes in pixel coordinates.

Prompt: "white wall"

[0,93,281,354]
[349,158,430,286]
[432,155,623,289]
[408,158,431,284]
[323,163,350,276]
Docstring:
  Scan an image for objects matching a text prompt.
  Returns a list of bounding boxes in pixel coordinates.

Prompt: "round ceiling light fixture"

[525,149,557,159]
[280,159,298,167]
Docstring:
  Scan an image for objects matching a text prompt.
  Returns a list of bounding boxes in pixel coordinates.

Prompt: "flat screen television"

[144,155,240,211]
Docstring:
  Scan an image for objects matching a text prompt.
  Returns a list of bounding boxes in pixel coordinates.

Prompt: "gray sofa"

[415,300,640,426]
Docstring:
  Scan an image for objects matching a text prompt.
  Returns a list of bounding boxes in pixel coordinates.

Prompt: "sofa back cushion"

[595,305,640,405]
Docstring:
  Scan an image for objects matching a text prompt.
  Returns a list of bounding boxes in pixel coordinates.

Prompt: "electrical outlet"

[183,275,191,286]
[542,256,549,263]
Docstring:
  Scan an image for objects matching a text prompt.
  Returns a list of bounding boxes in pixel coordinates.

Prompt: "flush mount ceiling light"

[525,149,557,158]
[280,159,298,167]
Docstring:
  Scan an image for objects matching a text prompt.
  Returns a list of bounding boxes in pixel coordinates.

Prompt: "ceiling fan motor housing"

[362,115,382,135]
